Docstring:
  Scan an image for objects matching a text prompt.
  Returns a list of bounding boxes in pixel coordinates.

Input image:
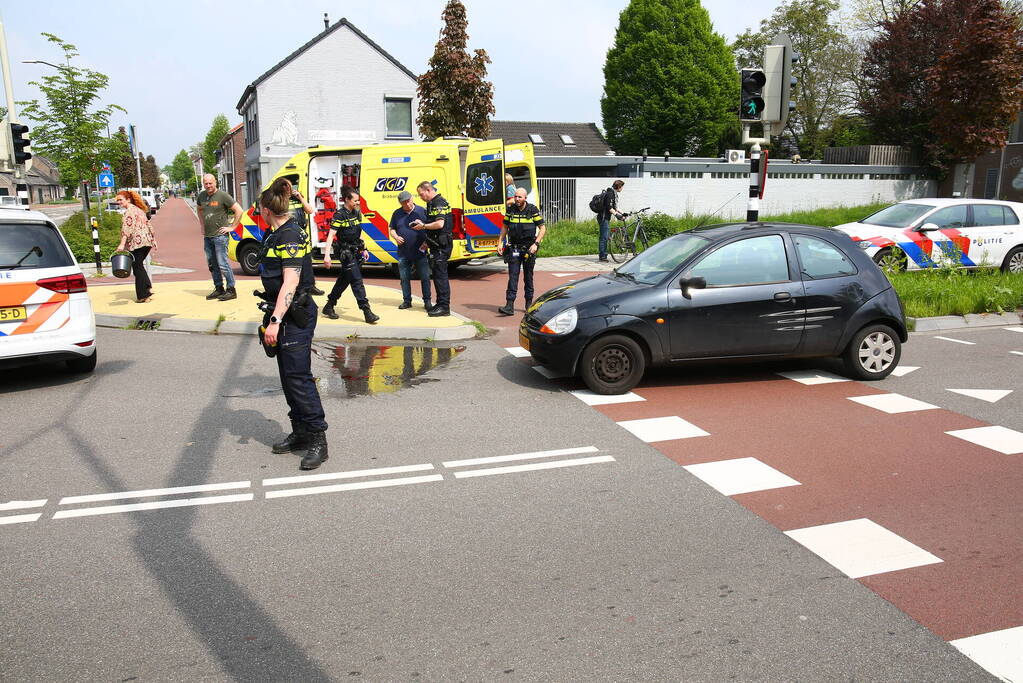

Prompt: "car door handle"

[774,292,792,302]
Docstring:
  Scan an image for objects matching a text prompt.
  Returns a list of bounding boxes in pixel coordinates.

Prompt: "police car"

[833,198,1023,273]
[0,206,97,373]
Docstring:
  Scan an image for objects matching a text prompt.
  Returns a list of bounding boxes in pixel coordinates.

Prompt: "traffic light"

[739,69,766,122]
[763,34,799,129]
[10,123,32,165]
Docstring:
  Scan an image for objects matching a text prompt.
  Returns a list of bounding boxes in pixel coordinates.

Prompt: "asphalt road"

[0,327,991,681]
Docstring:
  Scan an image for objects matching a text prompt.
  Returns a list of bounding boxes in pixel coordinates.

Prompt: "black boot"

[272,422,308,454]
[218,286,237,301]
[497,301,515,316]
[398,301,412,310]
[427,306,450,317]
[205,287,225,300]
[300,431,328,470]
[362,306,380,324]
[525,298,533,310]
[322,302,339,319]
[309,284,325,296]
[423,300,433,311]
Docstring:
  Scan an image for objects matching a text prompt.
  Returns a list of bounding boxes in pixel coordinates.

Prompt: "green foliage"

[17,33,126,191]
[106,127,136,188]
[143,154,160,188]
[602,0,737,157]
[169,149,193,184]
[202,114,231,178]
[417,1,495,139]
[890,269,1023,317]
[60,209,123,262]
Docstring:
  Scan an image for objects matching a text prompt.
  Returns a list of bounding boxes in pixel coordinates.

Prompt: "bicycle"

[608,207,651,263]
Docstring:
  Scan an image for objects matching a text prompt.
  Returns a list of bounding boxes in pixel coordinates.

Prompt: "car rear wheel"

[842,324,900,380]
[873,248,907,274]
[65,350,97,374]
[238,242,261,276]
[1001,246,1023,273]
[580,334,646,395]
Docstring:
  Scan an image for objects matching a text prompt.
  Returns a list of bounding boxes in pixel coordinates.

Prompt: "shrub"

[60,209,123,263]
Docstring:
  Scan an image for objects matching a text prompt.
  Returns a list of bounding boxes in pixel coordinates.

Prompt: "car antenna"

[691,192,742,231]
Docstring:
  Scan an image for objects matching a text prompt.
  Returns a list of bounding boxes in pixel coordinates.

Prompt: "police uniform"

[501,201,545,309]
[425,193,453,315]
[323,205,378,323]
[259,217,328,459]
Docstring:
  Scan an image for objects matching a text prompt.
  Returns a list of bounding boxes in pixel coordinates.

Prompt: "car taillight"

[36,274,88,294]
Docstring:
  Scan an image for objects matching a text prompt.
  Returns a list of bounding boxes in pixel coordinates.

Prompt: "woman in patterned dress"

[114,190,157,302]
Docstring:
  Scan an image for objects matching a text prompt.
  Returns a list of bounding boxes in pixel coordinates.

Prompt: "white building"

[236,17,419,195]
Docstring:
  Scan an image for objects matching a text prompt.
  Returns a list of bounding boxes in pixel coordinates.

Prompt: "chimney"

[323,13,329,31]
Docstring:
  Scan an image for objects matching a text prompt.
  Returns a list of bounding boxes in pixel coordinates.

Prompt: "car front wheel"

[579,334,646,395]
[1001,246,1023,273]
[842,324,900,380]
[873,248,907,274]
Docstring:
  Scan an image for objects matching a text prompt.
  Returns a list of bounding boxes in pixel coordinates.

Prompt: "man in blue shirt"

[388,191,432,310]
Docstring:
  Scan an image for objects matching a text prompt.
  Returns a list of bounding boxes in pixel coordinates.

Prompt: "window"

[385,98,413,139]
[559,134,575,146]
[528,133,545,144]
[862,203,935,228]
[793,235,857,279]
[690,235,790,287]
[926,205,967,229]
[0,223,74,269]
[972,204,1009,227]
[465,160,503,206]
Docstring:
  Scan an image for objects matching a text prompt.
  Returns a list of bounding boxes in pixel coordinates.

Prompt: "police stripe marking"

[265,474,443,499]
[53,493,254,519]
[452,455,615,479]
[60,481,251,505]
[0,499,47,512]
[444,446,599,468]
[0,513,43,525]
[263,464,435,487]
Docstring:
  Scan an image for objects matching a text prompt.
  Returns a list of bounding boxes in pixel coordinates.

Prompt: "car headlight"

[857,240,874,250]
[540,307,578,335]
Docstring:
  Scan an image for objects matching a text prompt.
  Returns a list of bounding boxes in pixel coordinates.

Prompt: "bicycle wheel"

[609,226,629,263]
[634,226,650,255]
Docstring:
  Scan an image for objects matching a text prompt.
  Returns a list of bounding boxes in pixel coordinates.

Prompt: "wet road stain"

[316,343,466,397]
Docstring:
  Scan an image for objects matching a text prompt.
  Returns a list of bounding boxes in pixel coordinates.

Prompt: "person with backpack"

[592,179,625,262]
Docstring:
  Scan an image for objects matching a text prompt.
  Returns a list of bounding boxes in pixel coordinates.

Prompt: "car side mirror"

[679,275,706,299]
[916,222,939,233]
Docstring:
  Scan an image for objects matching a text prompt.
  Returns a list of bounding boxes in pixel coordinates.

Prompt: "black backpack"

[589,189,607,214]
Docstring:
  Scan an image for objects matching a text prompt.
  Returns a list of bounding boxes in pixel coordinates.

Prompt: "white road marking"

[60,481,251,505]
[947,388,1013,403]
[847,393,940,414]
[569,390,646,406]
[453,455,615,479]
[785,518,942,579]
[264,464,434,487]
[934,336,975,345]
[504,346,531,358]
[683,458,801,496]
[552,273,578,277]
[950,625,1023,682]
[265,474,443,499]
[889,365,919,377]
[617,416,710,442]
[1006,326,1023,333]
[776,370,850,385]
[0,499,47,512]
[0,513,43,525]
[946,425,1023,455]
[53,493,254,519]
[444,446,599,469]
[1011,351,1023,357]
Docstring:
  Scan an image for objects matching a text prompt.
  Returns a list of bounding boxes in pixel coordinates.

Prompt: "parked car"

[0,207,97,373]
[519,223,907,394]
[105,200,125,214]
[120,187,160,217]
[833,198,1023,273]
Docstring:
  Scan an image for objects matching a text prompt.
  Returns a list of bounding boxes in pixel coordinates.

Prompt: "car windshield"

[615,233,708,285]
[0,223,74,269]
[860,203,934,228]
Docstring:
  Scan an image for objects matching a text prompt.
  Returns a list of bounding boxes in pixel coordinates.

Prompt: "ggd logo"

[373,177,408,192]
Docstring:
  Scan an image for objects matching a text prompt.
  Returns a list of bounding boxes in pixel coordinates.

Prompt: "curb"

[909,312,1023,332]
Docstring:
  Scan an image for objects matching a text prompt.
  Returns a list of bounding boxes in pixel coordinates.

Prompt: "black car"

[519,222,908,394]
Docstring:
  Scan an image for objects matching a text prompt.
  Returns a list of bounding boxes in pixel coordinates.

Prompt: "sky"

[1,0,781,167]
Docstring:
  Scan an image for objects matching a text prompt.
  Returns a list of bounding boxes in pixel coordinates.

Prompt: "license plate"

[0,306,27,322]
[519,330,530,352]
[474,237,499,249]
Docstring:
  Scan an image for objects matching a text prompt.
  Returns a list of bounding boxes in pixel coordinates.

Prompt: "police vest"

[330,207,362,245]
[505,203,544,244]
[427,195,453,235]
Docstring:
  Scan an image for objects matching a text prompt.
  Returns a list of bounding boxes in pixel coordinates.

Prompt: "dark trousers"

[270,301,327,433]
[429,244,452,308]
[327,256,369,309]
[505,249,536,303]
[131,246,153,300]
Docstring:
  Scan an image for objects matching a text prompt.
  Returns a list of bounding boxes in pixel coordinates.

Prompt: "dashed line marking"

[1011,351,1023,357]
[776,370,850,385]
[265,474,444,499]
[504,346,531,358]
[889,365,919,377]
[784,518,942,579]
[53,493,255,519]
[683,457,801,496]
[1006,326,1023,333]
[264,464,434,487]
[950,625,1023,682]
[569,390,645,406]
[934,336,975,345]
[947,388,1013,403]
[847,393,940,414]
[444,446,599,469]
[946,426,1023,455]
[452,455,615,479]
[0,499,47,512]
[617,416,710,443]
[0,513,43,525]
[60,481,251,505]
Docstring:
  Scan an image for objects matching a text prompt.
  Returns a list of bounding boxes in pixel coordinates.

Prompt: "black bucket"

[111,251,133,278]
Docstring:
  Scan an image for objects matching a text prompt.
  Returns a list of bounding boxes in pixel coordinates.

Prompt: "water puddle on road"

[314,343,466,397]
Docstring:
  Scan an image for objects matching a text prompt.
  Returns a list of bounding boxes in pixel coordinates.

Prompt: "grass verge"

[889,269,1023,318]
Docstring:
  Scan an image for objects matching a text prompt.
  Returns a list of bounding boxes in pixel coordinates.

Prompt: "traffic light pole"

[0,16,29,207]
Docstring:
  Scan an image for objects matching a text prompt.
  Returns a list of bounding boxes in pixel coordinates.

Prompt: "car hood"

[528,274,639,321]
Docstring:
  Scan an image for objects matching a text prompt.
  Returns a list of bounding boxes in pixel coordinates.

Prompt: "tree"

[17,33,125,192]
[859,0,1023,171]
[416,0,495,139]
[733,0,862,158]
[169,149,193,184]
[107,127,136,188]
[202,114,231,178]
[602,0,737,157]
[142,154,160,188]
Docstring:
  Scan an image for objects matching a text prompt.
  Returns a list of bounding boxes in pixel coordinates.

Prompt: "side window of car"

[1003,206,1020,225]
[926,205,967,229]
[971,205,1007,227]
[689,235,789,287]
[793,235,857,279]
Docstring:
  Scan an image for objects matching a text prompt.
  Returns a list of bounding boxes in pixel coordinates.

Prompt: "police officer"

[322,186,380,324]
[497,188,546,316]
[258,183,329,470]
[412,181,453,317]
[270,176,323,295]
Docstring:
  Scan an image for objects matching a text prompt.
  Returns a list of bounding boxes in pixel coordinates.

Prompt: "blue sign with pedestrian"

[98,171,115,188]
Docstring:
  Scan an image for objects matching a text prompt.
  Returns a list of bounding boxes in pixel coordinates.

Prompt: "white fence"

[539,174,936,222]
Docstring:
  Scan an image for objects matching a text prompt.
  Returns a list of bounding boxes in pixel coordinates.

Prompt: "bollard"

[91,216,103,275]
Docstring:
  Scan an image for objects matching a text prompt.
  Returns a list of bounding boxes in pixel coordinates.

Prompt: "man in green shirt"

[196,173,244,301]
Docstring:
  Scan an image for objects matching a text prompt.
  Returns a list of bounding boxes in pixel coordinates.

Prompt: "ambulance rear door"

[461,139,506,252]
[504,142,538,206]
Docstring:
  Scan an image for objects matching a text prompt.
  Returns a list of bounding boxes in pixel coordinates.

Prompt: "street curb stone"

[909,311,1023,332]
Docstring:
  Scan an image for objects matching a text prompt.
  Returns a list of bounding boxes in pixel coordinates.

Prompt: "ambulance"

[228,138,538,275]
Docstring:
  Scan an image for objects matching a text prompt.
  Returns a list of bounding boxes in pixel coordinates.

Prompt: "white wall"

[569,175,937,221]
